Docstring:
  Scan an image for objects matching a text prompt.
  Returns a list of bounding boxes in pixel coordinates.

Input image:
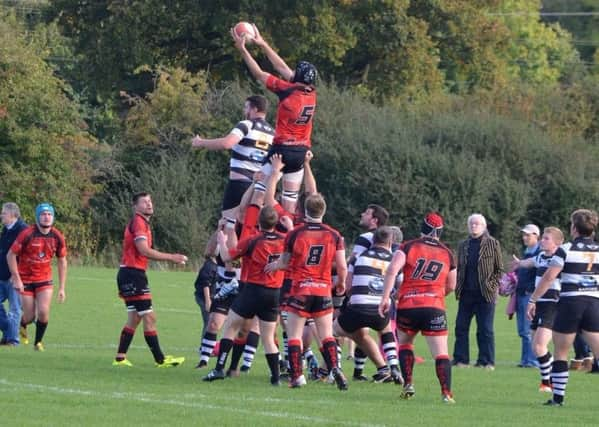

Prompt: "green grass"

[1,266,597,426]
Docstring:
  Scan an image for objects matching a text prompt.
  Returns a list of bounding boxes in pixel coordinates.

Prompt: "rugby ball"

[234,21,256,40]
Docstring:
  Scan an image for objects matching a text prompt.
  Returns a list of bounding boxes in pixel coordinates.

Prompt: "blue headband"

[35,203,55,225]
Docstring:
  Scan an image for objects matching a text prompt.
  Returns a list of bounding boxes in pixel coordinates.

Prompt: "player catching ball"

[231,23,318,217]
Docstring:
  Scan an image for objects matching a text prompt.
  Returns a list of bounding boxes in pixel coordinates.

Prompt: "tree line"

[0,1,598,264]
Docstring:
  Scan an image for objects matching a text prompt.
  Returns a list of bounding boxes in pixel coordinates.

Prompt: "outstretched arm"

[191,133,241,150]
[264,154,285,208]
[251,25,294,81]
[231,28,270,85]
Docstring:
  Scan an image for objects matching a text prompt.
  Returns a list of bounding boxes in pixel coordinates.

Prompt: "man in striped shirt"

[192,95,274,228]
[527,209,599,406]
[334,226,402,384]
[514,226,564,392]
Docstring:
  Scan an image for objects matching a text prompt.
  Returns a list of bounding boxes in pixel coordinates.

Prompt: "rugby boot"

[442,393,456,404]
[331,367,349,391]
[352,374,369,381]
[156,355,185,368]
[289,374,307,388]
[202,369,225,381]
[112,358,133,367]
[400,383,415,399]
[20,326,29,345]
[372,367,392,383]
[390,365,404,385]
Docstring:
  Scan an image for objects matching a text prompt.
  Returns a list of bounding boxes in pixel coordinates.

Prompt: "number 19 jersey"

[397,237,456,311]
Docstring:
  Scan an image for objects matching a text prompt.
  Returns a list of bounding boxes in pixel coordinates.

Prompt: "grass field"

[1,266,597,426]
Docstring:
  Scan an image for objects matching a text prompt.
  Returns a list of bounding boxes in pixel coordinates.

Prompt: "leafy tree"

[542,0,599,63]
[0,11,104,255]
[494,0,582,85]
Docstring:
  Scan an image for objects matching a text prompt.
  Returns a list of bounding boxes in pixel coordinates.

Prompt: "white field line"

[0,379,385,427]
[44,343,199,352]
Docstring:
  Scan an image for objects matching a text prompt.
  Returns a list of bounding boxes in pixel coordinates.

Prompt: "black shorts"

[531,301,558,330]
[337,304,389,333]
[231,282,280,322]
[117,268,153,314]
[209,293,236,316]
[286,295,333,318]
[552,296,599,334]
[267,145,308,174]
[396,307,448,336]
[222,180,252,211]
[21,281,53,297]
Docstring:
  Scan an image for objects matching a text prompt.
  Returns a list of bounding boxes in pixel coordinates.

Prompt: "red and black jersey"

[120,213,152,271]
[228,231,285,288]
[10,225,67,283]
[285,222,344,297]
[266,75,316,148]
[396,237,456,311]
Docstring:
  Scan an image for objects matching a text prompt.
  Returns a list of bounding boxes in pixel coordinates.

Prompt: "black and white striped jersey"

[534,248,564,302]
[229,118,274,181]
[348,246,393,307]
[351,231,374,259]
[553,237,599,298]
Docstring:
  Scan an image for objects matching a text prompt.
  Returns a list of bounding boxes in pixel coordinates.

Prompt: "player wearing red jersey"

[112,193,188,368]
[265,193,349,390]
[379,213,457,403]
[7,203,67,351]
[232,24,318,216]
[203,205,286,385]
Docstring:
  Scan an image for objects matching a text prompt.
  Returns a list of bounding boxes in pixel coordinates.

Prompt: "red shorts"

[285,295,333,318]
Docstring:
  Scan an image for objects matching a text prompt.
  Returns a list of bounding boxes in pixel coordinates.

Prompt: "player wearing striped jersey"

[265,193,349,390]
[110,193,187,368]
[191,95,274,226]
[334,227,402,384]
[348,205,390,264]
[7,203,67,351]
[379,213,457,403]
[527,209,599,406]
[514,227,564,393]
[231,24,318,216]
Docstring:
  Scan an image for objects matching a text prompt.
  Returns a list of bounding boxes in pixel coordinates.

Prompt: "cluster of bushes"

[1,4,598,265]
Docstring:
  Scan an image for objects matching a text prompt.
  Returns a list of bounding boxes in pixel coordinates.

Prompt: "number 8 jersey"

[285,222,344,297]
[396,237,456,311]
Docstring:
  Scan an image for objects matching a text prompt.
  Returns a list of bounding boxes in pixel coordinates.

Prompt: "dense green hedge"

[89,79,599,262]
